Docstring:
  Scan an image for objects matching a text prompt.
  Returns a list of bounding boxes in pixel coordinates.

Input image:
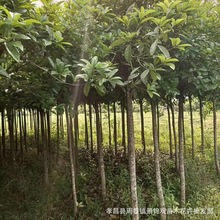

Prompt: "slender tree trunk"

[156,102,160,150]
[94,103,107,201]
[14,111,18,153]
[74,106,79,168]
[89,103,94,154]
[182,108,186,156]
[69,112,76,170]
[170,103,178,171]
[29,109,33,131]
[60,114,64,139]
[7,108,15,163]
[199,97,204,154]
[178,95,186,208]
[126,87,139,220]
[84,104,89,150]
[18,110,23,161]
[107,104,112,148]
[151,100,166,220]
[121,103,126,155]
[36,110,40,154]
[189,96,195,159]
[65,105,78,217]
[46,110,51,153]
[56,113,60,163]
[1,110,6,158]
[40,110,49,187]
[23,109,27,152]
[213,94,220,175]
[167,105,173,159]
[140,99,146,154]
[113,102,117,154]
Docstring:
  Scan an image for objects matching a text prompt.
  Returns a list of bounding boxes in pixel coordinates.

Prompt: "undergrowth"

[0,147,220,220]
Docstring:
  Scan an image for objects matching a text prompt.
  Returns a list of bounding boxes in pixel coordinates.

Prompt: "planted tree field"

[1,0,220,220]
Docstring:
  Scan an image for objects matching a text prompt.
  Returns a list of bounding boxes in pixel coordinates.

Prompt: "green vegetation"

[1,109,220,219]
[1,0,220,219]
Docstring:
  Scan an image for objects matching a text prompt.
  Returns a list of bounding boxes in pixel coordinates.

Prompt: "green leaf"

[140,69,149,83]
[0,66,9,78]
[125,44,131,63]
[12,34,30,40]
[110,38,126,48]
[158,45,170,58]
[24,19,41,25]
[4,42,20,62]
[170,38,181,47]
[150,39,158,55]
[165,63,175,70]
[48,57,55,68]
[43,39,53,46]
[12,41,23,51]
[84,82,91,96]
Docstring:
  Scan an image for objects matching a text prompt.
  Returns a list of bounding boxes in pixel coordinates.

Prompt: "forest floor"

[0,147,220,220]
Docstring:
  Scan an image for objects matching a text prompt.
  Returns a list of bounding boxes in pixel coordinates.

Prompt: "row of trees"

[1,0,220,219]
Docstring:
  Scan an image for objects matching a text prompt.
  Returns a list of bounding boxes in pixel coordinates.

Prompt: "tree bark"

[151,100,166,220]
[140,99,146,154]
[65,105,78,217]
[56,113,60,163]
[113,102,117,154]
[167,105,173,159]
[189,96,195,159]
[84,104,89,150]
[18,110,23,161]
[213,94,220,175]
[121,103,126,155]
[1,110,6,158]
[126,87,139,220]
[178,95,186,208]
[170,102,178,171]
[40,110,49,187]
[89,103,94,154]
[107,104,112,148]
[199,97,204,154]
[94,103,107,201]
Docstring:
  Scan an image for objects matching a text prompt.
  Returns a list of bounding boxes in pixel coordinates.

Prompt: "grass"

[0,108,220,219]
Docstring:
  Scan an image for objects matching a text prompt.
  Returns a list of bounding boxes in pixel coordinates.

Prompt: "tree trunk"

[107,104,112,148]
[170,102,178,171]
[18,110,23,161]
[56,113,60,163]
[126,87,139,220]
[156,102,160,150]
[167,105,173,159]
[113,102,117,154]
[1,110,6,158]
[140,99,146,154]
[89,103,94,154]
[46,110,51,153]
[7,108,15,163]
[65,105,78,217]
[14,110,18,153]
[178,95,186,208]
[121,103,126,155]
[36,110,40,154]
[40,110,49,187]
[94,103,107,201]
[74,106,79,168]
[23,109,27,152]
[199,96,204,154]
[151,100,166,220]
[84,104,89,150]
[189,96,195,159]
[182,108,186,156]
[213,94,220,175]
